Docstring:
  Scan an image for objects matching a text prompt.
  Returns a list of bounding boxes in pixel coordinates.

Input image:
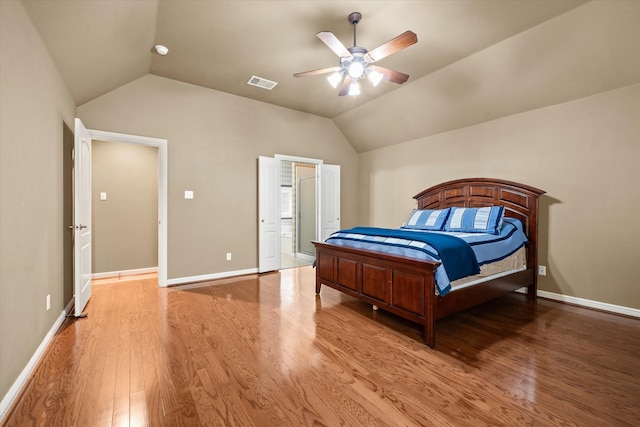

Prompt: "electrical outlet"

[538,265,547,276]
[46,294,51,311]
[226,252,232,261]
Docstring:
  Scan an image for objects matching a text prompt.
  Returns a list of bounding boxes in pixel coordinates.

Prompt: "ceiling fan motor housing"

[348,12,362,25]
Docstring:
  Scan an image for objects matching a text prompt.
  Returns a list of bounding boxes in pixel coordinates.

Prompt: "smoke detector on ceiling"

[153,44,169,55]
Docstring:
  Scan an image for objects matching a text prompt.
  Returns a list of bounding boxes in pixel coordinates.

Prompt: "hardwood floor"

[3,266,639,426]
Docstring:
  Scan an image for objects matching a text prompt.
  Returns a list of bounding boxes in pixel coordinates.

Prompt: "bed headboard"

[414,178,545,268]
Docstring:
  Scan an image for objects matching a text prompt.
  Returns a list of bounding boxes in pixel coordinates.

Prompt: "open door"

[320,164,341,241]
[258,156,340,270]
[258,156,281,272]
[73,118,92,316]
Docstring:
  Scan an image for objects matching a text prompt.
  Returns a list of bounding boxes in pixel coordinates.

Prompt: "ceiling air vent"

[247,75,278,90]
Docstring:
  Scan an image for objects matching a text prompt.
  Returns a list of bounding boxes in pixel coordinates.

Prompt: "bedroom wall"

[358,83,640,310]
[0,0,76,409]
[77,74,358,280]
[92,140,158,274]
[354,1,640,311]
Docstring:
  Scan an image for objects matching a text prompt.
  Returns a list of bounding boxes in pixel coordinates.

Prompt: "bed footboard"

[313,241,440,347]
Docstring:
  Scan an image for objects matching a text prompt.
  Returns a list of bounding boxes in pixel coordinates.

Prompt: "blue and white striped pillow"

[401,208,450,231]
[444,206,505,235]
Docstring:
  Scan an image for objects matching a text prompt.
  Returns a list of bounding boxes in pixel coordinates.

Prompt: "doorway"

[258,155,340,273]
[78,128,168,287]
[62,122,74,309]
[280,161,315,269]
[91,140,158,279]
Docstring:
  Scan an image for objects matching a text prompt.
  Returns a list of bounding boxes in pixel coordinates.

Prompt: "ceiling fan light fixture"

[347,61,364,79]
[368,69,383,86]
[348,81,361,96]
[293,12,417,97]
[327,72,342,88]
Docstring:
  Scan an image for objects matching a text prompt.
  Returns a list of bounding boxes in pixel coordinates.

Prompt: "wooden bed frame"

[313,178,545,347]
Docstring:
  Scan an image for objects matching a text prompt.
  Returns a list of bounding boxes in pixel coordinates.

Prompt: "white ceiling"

[23,0,587,120]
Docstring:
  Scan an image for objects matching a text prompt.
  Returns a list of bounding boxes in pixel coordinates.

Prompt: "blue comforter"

[329,227,480,281]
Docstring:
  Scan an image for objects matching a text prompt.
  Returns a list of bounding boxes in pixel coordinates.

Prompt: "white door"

[74,118,92,316]
[258,156,281,272]
[320,164,341,241]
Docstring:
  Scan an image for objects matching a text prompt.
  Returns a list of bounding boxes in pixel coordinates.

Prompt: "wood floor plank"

[140,339,164,427]
[2,267,639,426]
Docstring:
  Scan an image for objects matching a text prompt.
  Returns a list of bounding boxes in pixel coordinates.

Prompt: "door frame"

[274,154,323,243]
[86,129,168,287]
[259,154,340,272]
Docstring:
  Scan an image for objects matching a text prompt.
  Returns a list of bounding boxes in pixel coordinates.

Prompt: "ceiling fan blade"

[293,66,341,78]
[365,31,418,63]
[368,65,410,84]
[338,76,353,96]
[317,32,353,59]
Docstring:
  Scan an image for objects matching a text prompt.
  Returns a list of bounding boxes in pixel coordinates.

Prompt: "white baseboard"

[166,268,259,287]
[0,310,67,423]
[92,267,158,280]
[516,287,640,318]
[64,299,74,316]
[537,289,640,318]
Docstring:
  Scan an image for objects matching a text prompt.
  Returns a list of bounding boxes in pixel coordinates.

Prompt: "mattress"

[448,246,527,293]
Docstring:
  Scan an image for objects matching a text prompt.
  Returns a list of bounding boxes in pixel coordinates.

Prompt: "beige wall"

[358,83,640,309]
[92,140,158,273]
[0,0,76,404]
[77,75,358,279]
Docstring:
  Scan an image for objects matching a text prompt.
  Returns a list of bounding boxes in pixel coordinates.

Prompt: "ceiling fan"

[293,12,417,96]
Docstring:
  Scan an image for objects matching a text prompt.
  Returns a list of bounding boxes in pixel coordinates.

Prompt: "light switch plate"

[184,190,194,199]
[100,192,107,201]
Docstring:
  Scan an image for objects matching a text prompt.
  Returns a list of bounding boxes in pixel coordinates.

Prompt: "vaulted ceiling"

[27,0,630,152]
